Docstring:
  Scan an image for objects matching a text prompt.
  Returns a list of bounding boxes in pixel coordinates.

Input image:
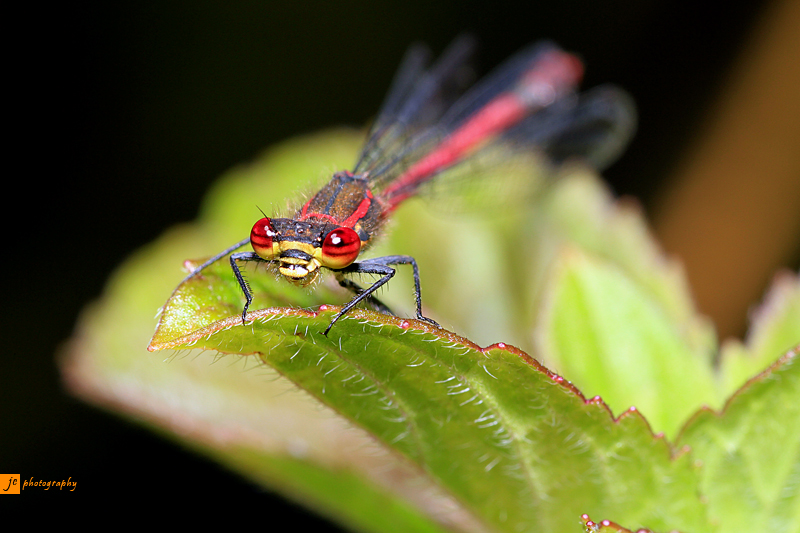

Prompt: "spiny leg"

[360,255,439,328]
[334,274,395,315]
[230,251,269,324]
[324,254,439,335]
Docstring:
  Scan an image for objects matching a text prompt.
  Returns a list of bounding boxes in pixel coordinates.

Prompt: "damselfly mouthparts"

[175,37,635,335]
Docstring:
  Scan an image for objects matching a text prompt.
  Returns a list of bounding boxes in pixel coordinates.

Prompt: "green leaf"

[528,173,719,439]
[677,347,800,533]
[718,271,800,398]
[151,297,706,533]
[535,247,717,439]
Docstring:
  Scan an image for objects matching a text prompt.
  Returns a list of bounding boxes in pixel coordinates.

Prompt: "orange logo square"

[1,474,20,494]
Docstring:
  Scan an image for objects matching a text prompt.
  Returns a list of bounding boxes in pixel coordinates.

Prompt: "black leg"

[230,251,269,324]
[180,238,251,286]
[325,255,439,335]
[334,275,395,315]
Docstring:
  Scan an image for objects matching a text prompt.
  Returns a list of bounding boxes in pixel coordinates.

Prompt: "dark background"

[3,0,781,524]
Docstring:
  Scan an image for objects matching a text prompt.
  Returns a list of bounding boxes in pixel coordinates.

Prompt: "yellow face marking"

[279,240,317,256]
[277,240,321,284]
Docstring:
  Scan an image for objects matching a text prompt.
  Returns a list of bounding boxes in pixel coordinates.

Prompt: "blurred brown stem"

[653,0,800,340]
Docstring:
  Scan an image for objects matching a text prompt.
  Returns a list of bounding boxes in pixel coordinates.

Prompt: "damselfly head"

[250,216,363,284]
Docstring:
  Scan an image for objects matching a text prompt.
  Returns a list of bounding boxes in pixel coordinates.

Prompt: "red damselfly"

[176,37,635,335]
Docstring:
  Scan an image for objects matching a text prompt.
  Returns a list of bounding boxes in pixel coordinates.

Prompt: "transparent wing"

[353,37,636,203]
[436,41,561,133]
[410,86,637,213]
[355,40,579,187]
[504,85,637,170]
[353,35,477,175]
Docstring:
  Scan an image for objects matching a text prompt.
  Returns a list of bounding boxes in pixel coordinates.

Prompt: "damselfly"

[176,37,635,335]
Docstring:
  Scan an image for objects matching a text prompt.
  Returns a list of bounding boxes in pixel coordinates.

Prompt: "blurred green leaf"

[678,347,800,533]
[525,172,720,439]
[535,247,716,439]
[718,271,800,398]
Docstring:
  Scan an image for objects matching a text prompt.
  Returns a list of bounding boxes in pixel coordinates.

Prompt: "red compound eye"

[321,227,361,269]
[250,217,278,259]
